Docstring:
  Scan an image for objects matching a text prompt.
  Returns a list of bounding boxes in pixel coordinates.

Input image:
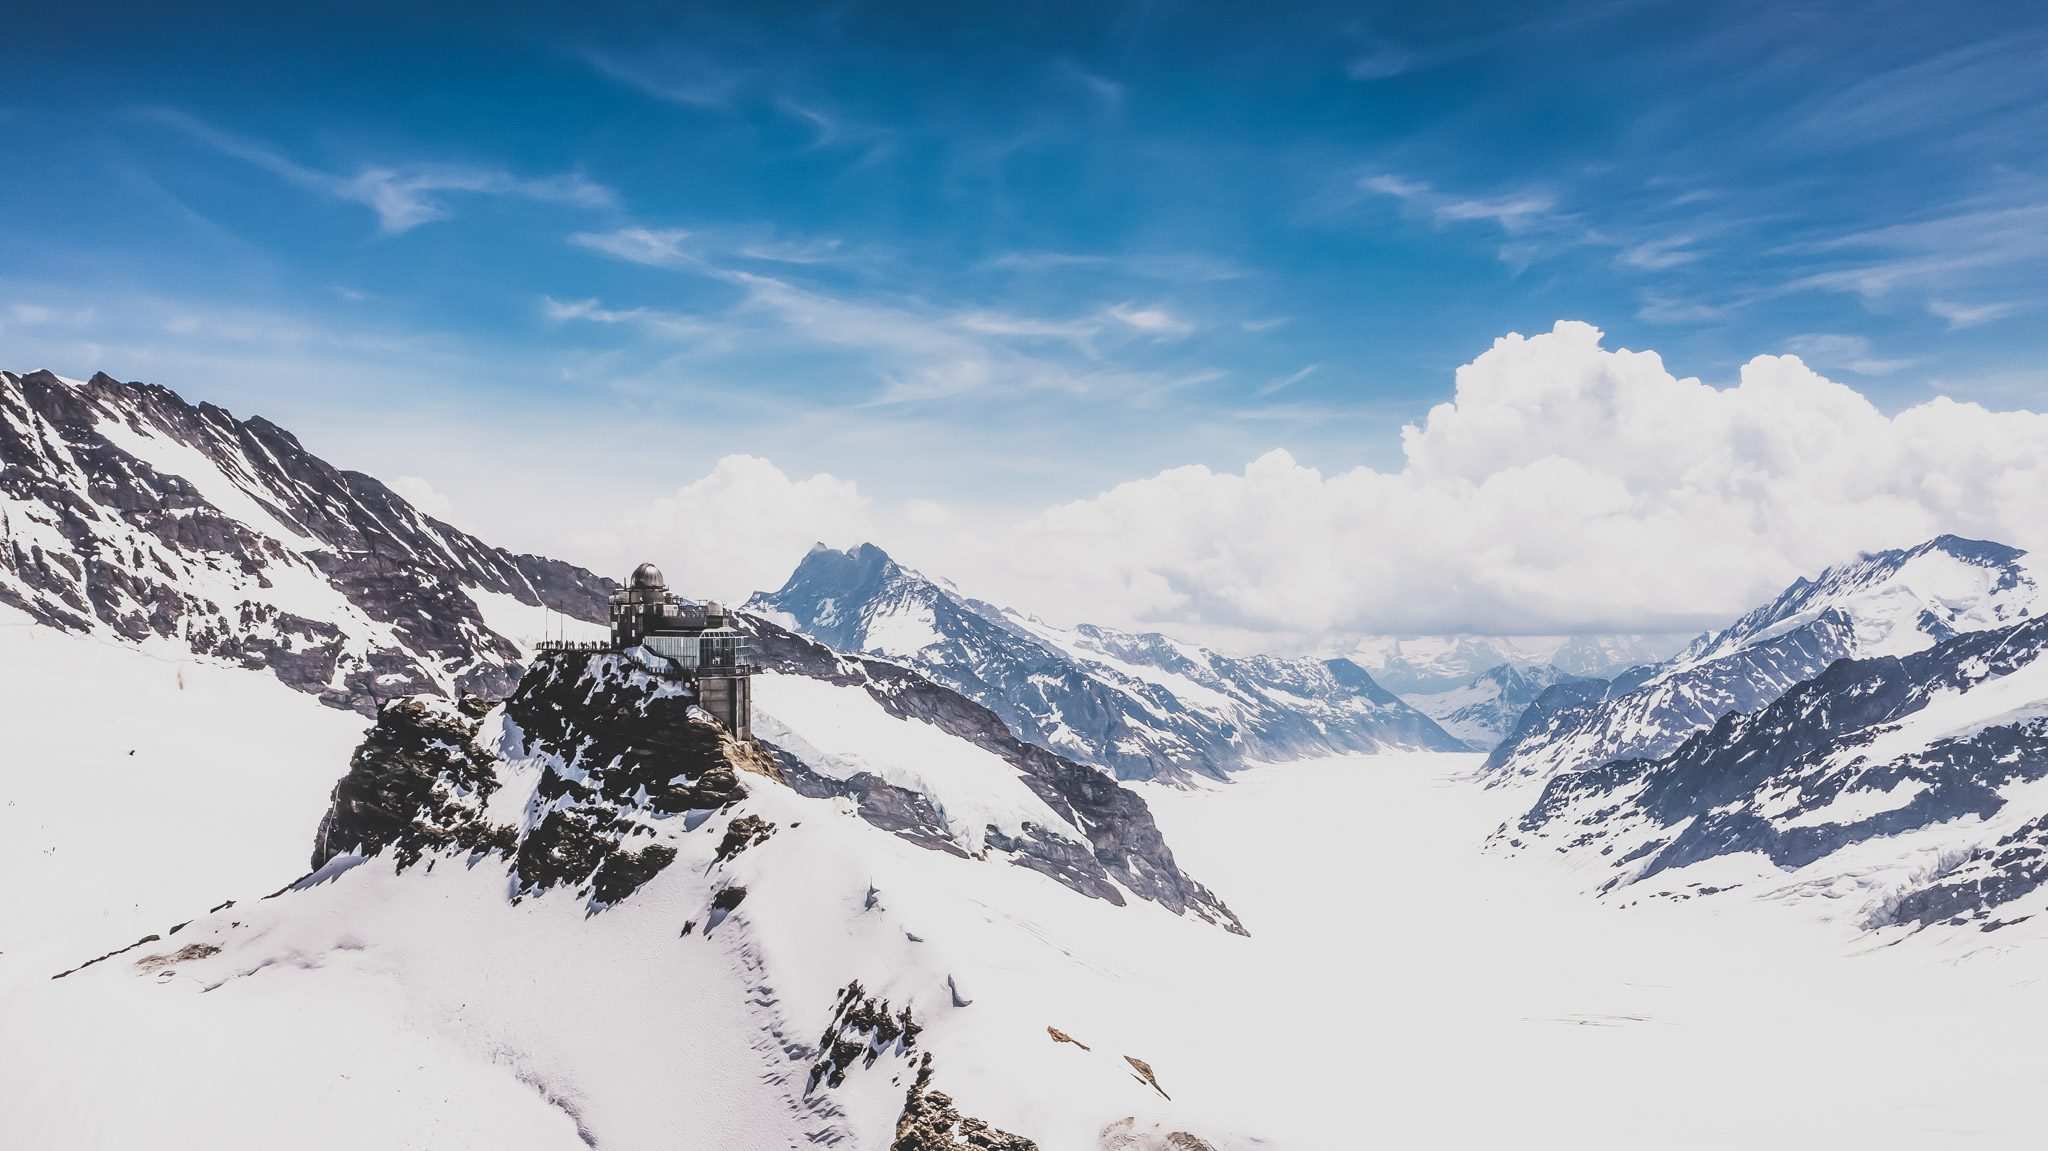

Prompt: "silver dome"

[629,562,666,589]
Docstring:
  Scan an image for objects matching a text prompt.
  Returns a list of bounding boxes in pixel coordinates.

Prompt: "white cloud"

[1256,363,1319,397]
[1780,333,1915,376]
[1363,174,1557,233]
[559,229,1214,403]
[1107,303,1194,338]
[1618,238,1699,270]
[570,455,873,603]
[916,321,2048,647]
[147,109,614,234]
[387,476,459,524]
[569,227,696,268]
[1928,298,2019,329]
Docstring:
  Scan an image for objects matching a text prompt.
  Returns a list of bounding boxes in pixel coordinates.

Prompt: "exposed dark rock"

[891,1052,1037,1151]
[714,814,777,862]
[1045,1026,1090,1051]
[311,695,512,870]
[309,651,766,909]
[1122,1056,1169,1100]
[1504,614,2048,928]
[809,981,920,1092]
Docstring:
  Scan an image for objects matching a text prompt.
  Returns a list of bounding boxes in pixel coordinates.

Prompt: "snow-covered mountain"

[746,542,1463,780]
[1495,611,2048,936]
[2,365,1279,1148]
[1405,662,1603,750]
[1486,536,2041,781]
[11,630,1257,1149]
[1348,632,1678,694]
[1,368,610,713]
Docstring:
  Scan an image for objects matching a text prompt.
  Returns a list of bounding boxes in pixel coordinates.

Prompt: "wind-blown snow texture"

[0,368,609,712]
[749,542,1462,779]
[1486,535,2040,782]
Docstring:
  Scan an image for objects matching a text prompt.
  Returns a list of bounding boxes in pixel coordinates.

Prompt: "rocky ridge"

[1495,613,2048,933]
[0,367,609,712]
[748,542,1462,780]
[1486,536,2040,782]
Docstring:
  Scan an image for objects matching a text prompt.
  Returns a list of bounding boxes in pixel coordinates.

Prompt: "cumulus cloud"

[571,455,872,603]
[927,321,2048,647]
[388,476,459,524]
[571,323,2048,654]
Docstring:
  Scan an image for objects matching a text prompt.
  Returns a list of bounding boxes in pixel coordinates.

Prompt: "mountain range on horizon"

[746,541,1467,779]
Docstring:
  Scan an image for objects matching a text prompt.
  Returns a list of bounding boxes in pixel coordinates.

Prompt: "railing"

[533,638,755,674]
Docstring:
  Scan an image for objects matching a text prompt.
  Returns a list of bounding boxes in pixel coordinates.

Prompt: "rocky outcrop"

[311,693,512,868]
[1,368,613,713]
[311,651,763,907]
[892,1053,1037,1151]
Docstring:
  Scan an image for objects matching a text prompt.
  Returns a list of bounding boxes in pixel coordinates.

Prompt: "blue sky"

[3,0,2045,568]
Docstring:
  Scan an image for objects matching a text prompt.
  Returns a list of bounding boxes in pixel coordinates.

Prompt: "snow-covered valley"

[8,747,2047,1149]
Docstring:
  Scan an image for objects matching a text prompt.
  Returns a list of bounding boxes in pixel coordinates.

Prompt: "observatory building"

[607,562,753,737]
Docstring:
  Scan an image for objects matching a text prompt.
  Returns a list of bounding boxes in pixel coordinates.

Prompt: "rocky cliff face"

[749,542,1462,780]
[0,368,611,713]
[312,652,767,907]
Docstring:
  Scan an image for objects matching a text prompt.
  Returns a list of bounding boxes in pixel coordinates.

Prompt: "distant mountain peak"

[1488,534,2039,781]
[749,541,1463,778]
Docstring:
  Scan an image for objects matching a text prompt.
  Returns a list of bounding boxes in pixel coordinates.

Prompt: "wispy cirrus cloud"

[1927,298,2020,329]
[1783,198,2048,305]
[1360,173,1559,234]
[142,109,614,233]
[1782,332,1915,377]
[559,224,1212,404]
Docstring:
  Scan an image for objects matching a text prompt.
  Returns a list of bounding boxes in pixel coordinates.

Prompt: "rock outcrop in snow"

[315,643,1241,929]
[748,543,1462,780]
[0,368,609,713]
[1485,536,2040,782]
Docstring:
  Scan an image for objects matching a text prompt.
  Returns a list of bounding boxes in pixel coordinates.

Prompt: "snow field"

[0,610,367,995]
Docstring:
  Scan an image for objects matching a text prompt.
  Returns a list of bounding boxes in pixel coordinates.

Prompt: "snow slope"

[10,752,2048,1149]
[0,607,368,996]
